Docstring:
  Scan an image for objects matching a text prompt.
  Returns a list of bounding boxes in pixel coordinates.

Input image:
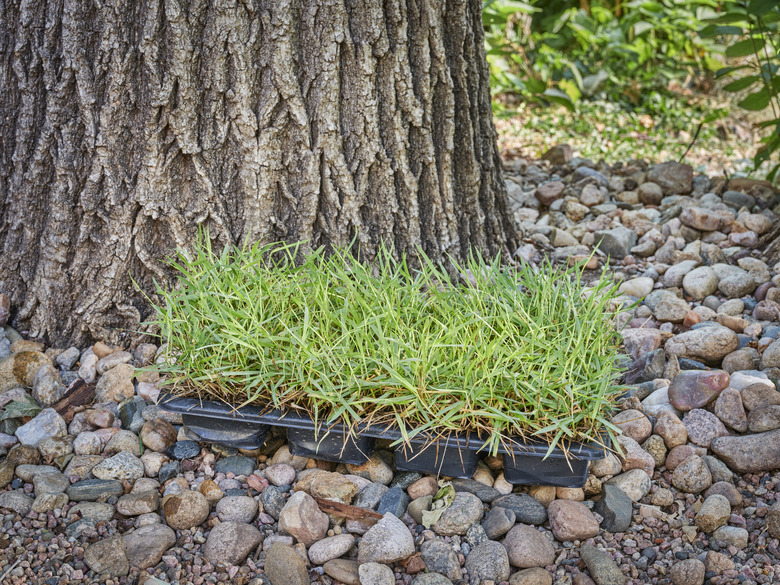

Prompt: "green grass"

[150,237,625,456]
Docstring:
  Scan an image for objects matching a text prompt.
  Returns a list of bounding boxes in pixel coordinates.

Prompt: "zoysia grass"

[151,238,625,456]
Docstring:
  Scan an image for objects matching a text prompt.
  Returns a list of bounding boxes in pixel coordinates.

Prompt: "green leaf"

[748,0,777,17]
[739,88,771,110]
[715,65,754,79]
[0,395,42,421]
[723,75,761,92]
[703,13,749,25]
[726,38,766,58]
[543,88,575,111]
[767,162,780,183]
[699,24,746,38]
[633,21,654,36]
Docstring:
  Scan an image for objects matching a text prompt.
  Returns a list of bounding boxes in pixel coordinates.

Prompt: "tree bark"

[760,224,780,266]
[0,0,516,347]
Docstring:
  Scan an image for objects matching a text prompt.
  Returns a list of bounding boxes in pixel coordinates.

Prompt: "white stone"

[14,408,67,447]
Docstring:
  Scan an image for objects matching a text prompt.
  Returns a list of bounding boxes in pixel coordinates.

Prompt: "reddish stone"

[682,311,701,330]
[668,370,729,411]
[535,181,565,206]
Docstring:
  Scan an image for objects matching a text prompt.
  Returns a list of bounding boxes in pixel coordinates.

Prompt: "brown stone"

[713,388,747,432]
[547,500,599,542]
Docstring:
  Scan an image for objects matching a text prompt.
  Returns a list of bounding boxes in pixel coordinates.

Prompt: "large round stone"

[668,370,729,411]
[162,490,210,530]
[502,524,555,568]
[665,326,738,365]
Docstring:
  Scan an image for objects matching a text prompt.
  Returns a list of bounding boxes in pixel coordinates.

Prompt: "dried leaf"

[422,484,455,528]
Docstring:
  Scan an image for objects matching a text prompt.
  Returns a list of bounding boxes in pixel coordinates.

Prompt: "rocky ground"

[1,147,780,585]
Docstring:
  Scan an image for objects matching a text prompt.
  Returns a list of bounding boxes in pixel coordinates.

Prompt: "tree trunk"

[761,224,780,266]
[0,0,516,347]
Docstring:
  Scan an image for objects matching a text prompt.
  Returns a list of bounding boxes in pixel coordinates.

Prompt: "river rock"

[713,388,747,432]
[83,535,129,578]
[95,363,135,403]
[105,429,142,457]
[202,521,263,566]
[711,428,780,473]
[117,491,160,516]
[162,490,210,530]
[650,292,690,323]
[278,491,329,546]
[747,405,780,432]
[358,562,395,585]
[761,339,780,369]
[216,495,258,523]
[308,533,355,565]
[503,524,555,568]
[682,267,719,300]
[611,409,652,443]
[33,471,69,496]
[96,351,132,376]
[580,542,628,585]
[92,451,144,481]
[670,559,705,585]
[536,181,565,206]
[619,276,654,298]
[712,525,748,548]
[482,506,516,540]
[680,207,727,232]
[66,479,125,502]
[323,559,361,585]
[683,409,728,448]
[509,567,553,585]
[767,502,780,538]
[606,469,651,502]
[671,455,712,494]
[695,494,730,533]
[140,419,178,453]
[265,463,296,487]
[593,484,633,533]
[123,524,176,569]
[492,493,547,525]
[594,227,637,259]
[420,540,462,581]
[547,499,599,541]
[31,364,65,407]
[0,351,52,392]
[32,492,68,513]
[0,490,34,515]
[653,410,687,448]
[298,470,359,504]
[741,383,780,411]
[433,492,484,536]
[616,435,654,476]
[648,161,692,195]
[465,540,510,582]
[358,513,415,563]
[345,454,393,485]
[667,326,738,365]
[14,408,67,447]
[668,370,729,411]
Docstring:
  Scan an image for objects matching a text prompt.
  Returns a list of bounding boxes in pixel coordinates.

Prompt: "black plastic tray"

[157,392,605,486]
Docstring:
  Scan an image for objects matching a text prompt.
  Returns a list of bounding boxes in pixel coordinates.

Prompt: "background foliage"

[484,0,780,179]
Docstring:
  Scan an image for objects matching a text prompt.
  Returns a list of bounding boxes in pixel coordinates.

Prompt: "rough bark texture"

[761,224,780,266]
[0,0,516,347]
